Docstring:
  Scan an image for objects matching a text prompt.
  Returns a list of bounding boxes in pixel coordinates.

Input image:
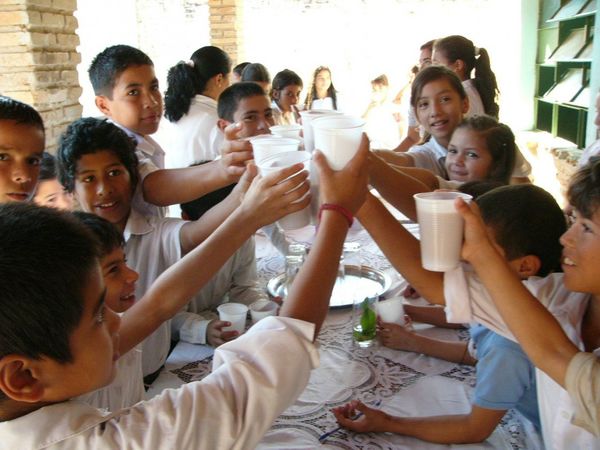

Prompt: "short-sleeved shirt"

[407,136,448,177]
[470,324,540,429]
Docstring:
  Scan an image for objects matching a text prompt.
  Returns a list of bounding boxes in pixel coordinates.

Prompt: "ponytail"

[164,46,231,122]
[473,48,500,119]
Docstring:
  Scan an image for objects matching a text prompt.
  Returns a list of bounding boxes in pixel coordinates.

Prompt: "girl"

[304,66,338,110]
[433,35,500,119]
[164,46,231,164]
[241,62,271,94]
[270,69,303,125]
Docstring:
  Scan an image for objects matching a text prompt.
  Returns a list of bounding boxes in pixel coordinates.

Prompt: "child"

[332,184,567,443]
[0,95,44,203]
[363,74,401,150]
[433,35,499,119]
[56,117,261,379]
[164,46,231,165]
[0,137,369,449]
[383,65,530,183]
[304,66,338,110]
[172,166,267,347]
[371,115,516,221]
[452,158,600,447]
[88,44,251,218]
[270,69,303,125]
[241,62,271,94]
[232,61,250,83]
[32,152,74,210]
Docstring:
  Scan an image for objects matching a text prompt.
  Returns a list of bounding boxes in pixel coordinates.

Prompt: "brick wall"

[209,0,244,65]
[0,0,82,152]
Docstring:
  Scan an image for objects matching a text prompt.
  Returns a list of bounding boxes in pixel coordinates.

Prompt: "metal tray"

[267,264,391,308]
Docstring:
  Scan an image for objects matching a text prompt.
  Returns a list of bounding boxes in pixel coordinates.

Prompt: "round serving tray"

[267,264,391,309]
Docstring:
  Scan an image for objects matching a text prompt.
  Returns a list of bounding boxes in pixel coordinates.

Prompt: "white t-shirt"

[310,97,335,110]
[579,139,600,167]
[407,136,448,177]
[0,317,319,450]
[462,79,485,118]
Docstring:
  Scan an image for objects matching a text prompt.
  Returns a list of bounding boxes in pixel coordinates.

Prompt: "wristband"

[318,203,354,227]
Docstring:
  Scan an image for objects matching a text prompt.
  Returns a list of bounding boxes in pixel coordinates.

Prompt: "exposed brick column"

[209,0,244,64]
[0,0,82,152]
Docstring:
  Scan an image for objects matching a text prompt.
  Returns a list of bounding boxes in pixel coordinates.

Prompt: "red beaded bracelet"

[318,203,354,227]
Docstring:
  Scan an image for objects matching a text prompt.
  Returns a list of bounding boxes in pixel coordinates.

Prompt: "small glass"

[352,295,378,348]
[284,243,307,293]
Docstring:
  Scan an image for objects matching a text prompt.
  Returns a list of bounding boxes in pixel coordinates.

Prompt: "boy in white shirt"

[0,136,370,449]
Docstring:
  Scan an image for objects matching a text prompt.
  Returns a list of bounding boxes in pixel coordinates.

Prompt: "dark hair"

[271,69,303,101]
[410,65,466,110]
[217,82,268,122]
[164,46,232,122]
[180,162,236,220]
[38,152,58,181]
[458,180,505,199]
[420,40,435,53]
[233,62,251,78]
[304,66,337,110]
[0,95,44,133]
[0,203,99,369]
[434,35,500,118]
[567,156,600,219]
[454,115,516,183]
[241,63,271,85]
[371,74,389,87]
[477,184,566,276]
[88,45,154,97]
[73,211,125,258]
[57,117,139,193]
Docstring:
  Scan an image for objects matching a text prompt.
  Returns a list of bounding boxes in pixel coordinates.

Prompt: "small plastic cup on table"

[413,192,473,272]
[250,136,300,164]
[376,297,406,325]
[257,151,312,230]
[217,303,248,335]
[312,114,365,171]
[352,296,378,348]
[249,299,279,324]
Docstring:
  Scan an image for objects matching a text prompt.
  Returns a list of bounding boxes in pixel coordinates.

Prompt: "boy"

[57,117,264,379]
[32,153,74,210]
[0,138,369,449]
[452,158,600,447]
[88,45,253,217]
[333,184,566,443]
[0,96,44,203]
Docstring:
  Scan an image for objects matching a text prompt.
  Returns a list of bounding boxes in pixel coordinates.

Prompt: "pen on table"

[318,399,382,443]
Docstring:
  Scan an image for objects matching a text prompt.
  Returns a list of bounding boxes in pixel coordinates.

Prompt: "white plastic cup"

[312,115,365,170]
[217,303,248,334]
[250,136,300,164]
[258,151,312,230]
[270,124,303,140]
[377,297,406,325]
[299,109,342,153]
[249,299,279,324]
[413,192,473,272]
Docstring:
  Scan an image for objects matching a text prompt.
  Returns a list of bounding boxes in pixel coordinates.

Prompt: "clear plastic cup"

[249,299,279,324]
[413,192,473,272]
[376,297,406,325]
[312,115,365,171]
[250,136,300,164]
[217,303,248,334]
[298,109,342,153]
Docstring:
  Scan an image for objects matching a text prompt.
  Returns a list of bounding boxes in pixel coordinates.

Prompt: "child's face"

[414,78,468,147]
[560,209,600,296]
[33,178,74,210]
[445,127,492,182]
[232,94,275,138]
[73,150,133,231]
[273,85,302,112]
[0,120,44,203]
[42,265,120,401]
[95,64,163,136]
[419,48,432,70]
[101,246,139,313]
[315,70,331,92]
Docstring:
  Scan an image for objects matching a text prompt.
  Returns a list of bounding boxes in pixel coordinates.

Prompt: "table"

[147,222,544,449]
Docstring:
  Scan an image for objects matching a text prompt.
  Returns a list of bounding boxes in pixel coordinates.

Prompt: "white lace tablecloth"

[147,223,543,450]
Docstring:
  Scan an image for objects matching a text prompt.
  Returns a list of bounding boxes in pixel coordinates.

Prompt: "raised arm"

[456,198,578,386]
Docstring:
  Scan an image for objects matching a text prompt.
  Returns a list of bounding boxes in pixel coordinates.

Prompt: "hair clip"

[186,60,195,68]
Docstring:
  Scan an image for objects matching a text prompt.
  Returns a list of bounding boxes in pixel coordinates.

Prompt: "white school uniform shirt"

[579,139,600,167]
[444,266,599,449]
[124,209,186,376]
[167,95,223,167]
[171,237,267,344]
[76,345,144,411]
[462,79,485,118]
[310,97,335,110]
[0,317,319,450]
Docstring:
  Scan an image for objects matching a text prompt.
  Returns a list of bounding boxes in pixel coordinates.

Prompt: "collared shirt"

[271,100,298,126]
[0,317,319,450]
[407,136,448,177]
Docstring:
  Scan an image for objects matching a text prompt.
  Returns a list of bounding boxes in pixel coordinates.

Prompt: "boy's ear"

[0,356,45,403]
[461,95,470,115]
[516,255,541,278]
[217,119,231,133]
[272,89,280,101]
[95,95,113,118]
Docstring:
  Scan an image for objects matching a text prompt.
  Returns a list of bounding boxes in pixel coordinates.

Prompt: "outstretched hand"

[331,400,390,433]
[219,122,254,181]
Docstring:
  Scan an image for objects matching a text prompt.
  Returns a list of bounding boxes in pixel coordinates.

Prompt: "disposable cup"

[312,115,365,170]
[258,151,312,230]
[270,124,303,140]
[376,297,406,325]
[217,303,248,335]
[413,192,472,272]
[249,299,279,324]
[299,109,342,153]
[250,136,300,164]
